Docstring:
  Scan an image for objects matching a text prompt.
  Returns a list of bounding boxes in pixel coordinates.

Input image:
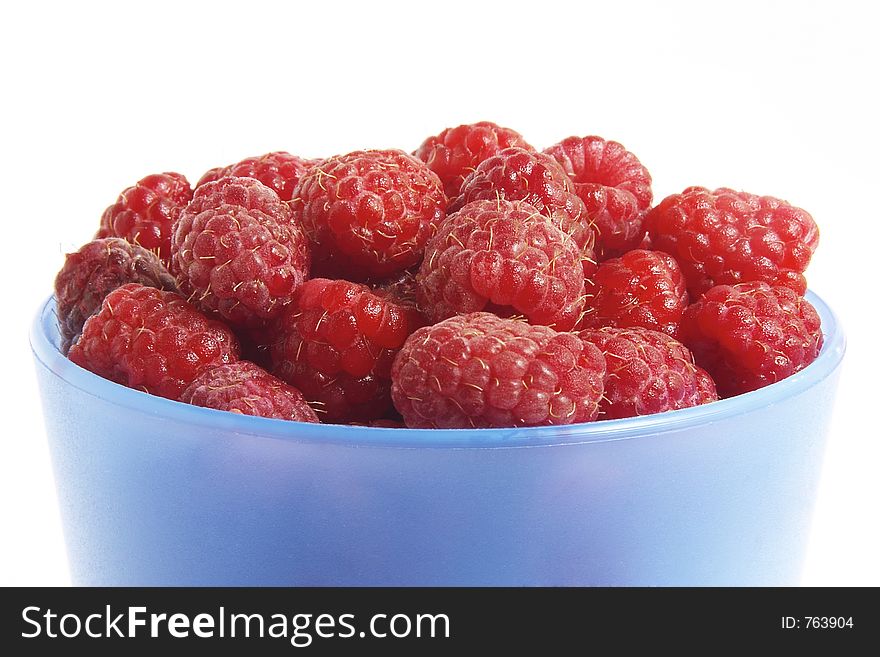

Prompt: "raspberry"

[544,136,652,259]
[579,326,717,420]
[291,149,446,280]
[180,361,318,422]
[645,187,819,297]
[97,172,192,264]
[449,147,597,276]
[54,238,178,353]
[413,121,533,199]
[67,283,240,400]
[196,151,316,201]
[416,199,586,330]
[680,282,823,397]
[579,249,688,338]
[391,312,606,428]
[268,278,423,423]
[171,177,310,329]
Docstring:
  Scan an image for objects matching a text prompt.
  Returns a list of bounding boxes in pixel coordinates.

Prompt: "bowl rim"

[30,290,846,449]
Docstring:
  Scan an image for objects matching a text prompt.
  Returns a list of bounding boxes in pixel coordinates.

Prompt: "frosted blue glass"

[30,292,845,585]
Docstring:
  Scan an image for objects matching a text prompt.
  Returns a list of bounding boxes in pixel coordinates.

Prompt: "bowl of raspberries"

[31,122,844,585]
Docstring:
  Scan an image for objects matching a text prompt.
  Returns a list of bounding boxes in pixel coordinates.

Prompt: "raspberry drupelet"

[67,283,241,400]
[171,176,311,330]
[416,199,587,331]
[391,312,606,428]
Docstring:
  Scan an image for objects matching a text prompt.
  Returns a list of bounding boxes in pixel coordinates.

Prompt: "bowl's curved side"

[29,291,845,586]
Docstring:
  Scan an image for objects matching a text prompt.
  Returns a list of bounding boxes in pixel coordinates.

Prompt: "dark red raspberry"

[579,249,688,338]
[180,361,318,422]
[416,199,586,330]
[645,187,819,297]
[544,136,652,259]
[449,147,597,276]
[67,283,240,400]
[391,312,606,428]
[413,121,533,199]
[97,172,192,264]
[680,282,823,397]
[579,326,717,420]
[291,149,446,280]
[172,177,310,329]
[54,238,178,353]
[196,151,317,201]
[268,278,423,423]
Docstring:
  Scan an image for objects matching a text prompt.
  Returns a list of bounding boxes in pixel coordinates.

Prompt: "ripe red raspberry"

[391,313,606,428]
[680,282,823,397]
[97,172,192,264]
[449,147,597,276]
[54,238,178,354]
[645,187,819,297]
[544,136,653,259]
[268,278,424,423]
[579,249,688,338]
[172,177,310,329]
[67,283,240,400]
[413,121,533,199]
[180,361,319,422]
[291,149,446,280]
[416,199,586,330]
[579,326,717,420]
[196,151,317,201]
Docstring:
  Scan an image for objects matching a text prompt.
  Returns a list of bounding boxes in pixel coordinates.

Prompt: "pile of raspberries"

[55,122,823,429]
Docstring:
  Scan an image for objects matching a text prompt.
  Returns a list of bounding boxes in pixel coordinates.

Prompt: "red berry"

[97,172,192,264]
[196,151,317,201]
[413,121,533,199]
[544,136,652,259]
[645,187,819,297]
[180,361,318,422]
[416,199,586,330]
[171,176,310,329]
[391,312,606,428]
[67,283,240,400]
[268,278,424,423]
[54,238,178,353]
[680,282,823,397]
[579,326,717,419]
[449,147,597,276]
[580,249,688,338]
[291,149,446,280]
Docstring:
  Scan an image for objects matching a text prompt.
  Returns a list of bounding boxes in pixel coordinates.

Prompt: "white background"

[1,0,877,586]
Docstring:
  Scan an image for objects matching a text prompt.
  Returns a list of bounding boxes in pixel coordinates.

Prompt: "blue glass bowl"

[30,292,845,585]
